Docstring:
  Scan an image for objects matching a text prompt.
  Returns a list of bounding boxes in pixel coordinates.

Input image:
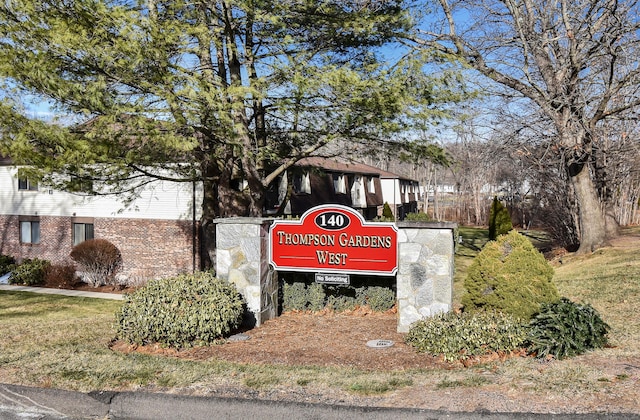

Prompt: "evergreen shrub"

[488,196,513,240]
[382,202,395,221]
[0,254,16,276]
[528,298,610,359]
[462,230,559,320]
[404,212,431,222]
[115,272,245,348]
[405,311,529,362]
[326,294,358,312]
[9,258,50,286]
[282,282,308,311]
[282,282,395,313]
[306,282,326,312]
[70,239,123,287]
[356,286,395,312]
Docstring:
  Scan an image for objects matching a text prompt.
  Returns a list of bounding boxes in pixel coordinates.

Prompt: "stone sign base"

[215,217,455,332]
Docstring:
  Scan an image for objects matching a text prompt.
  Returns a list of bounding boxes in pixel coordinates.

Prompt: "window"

[293,172,311,194]
[333,174,346,194]
[18,177,38,191]
[73,222,94,246]
[352,176,362,203]
[367,177,375,193]
[20,220,40,244]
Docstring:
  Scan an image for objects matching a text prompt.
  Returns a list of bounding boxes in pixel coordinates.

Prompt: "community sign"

[269,205,398,276]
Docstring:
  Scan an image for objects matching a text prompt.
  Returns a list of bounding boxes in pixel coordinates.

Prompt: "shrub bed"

[405,311,529,362]
[282,281,395,313]
[9,258,50,286]
[406,297,610,362]
[115,272,245,348]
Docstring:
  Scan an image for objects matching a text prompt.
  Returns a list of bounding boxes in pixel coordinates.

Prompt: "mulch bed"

[110,308,451,371]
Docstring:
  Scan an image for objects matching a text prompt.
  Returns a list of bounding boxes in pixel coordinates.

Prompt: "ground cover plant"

[405,310,529,362]
[0,227,638,413]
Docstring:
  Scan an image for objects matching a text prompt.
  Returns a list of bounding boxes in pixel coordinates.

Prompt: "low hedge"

[405,311,529,362]
[282,282,395,313]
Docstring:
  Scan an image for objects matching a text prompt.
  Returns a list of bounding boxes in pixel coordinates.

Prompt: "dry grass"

[1,227,640,413]
[552,227,640,352]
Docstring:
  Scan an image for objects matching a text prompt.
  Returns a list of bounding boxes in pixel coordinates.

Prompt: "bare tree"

[595,121,640,226]
[445,137,499,225]
[413,0,640,253]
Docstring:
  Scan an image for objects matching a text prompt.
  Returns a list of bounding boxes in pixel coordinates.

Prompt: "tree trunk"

[200,177,220,271]
[570,163,608,253]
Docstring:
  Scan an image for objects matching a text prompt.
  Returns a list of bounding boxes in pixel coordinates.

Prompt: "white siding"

[0,166,202,221]
[380,178,401,207]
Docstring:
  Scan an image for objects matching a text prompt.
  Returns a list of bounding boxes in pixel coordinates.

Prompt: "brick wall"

[0,215,199,282]
[0,215,75,265]
[97,218,198,281]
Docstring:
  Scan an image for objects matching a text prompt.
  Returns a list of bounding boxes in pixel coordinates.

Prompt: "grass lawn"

[1,226,639,409]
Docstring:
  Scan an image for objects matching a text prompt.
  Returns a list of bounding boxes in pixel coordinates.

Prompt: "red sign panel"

[269,205,398,276]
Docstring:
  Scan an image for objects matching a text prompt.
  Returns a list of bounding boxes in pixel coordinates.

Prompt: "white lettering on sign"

[316,250,348,265]
[269,204,398,276]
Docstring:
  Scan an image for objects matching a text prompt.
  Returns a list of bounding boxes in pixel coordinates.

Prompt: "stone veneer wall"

[396,221,456,333]
[214,218,277,327]
[214,217,456,332]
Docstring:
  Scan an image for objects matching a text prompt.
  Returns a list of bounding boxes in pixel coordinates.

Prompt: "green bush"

[282,282,395,313]
[405,311,529,362]
[115,272,245,348]
[382,202,395,221]
[404,212,431,222]
[9,258,50,286]
[70,239,123,287]
[326,294,358,312]
[356,286,395,312]
[0,254,16,276]
[528,298,610,360]
[282,282,308,311]
[488,196,513,240]
[462,230,559,320]
[306,282,326,312]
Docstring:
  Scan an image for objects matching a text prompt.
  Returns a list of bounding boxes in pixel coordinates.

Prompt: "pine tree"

[382,202,395,221]
[488,196,513,240]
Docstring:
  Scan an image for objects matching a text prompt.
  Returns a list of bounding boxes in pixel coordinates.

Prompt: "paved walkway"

[0,284,123,300]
